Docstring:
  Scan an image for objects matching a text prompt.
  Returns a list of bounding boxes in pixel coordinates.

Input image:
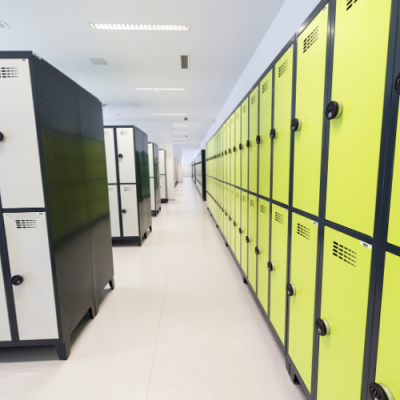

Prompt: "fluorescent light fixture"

[153,113,187,116]
[90,23,190,31]
[136,88,188,91]
[173,124,187,127]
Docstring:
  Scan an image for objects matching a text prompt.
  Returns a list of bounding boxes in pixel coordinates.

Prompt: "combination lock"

[122,209,127,214]
[246,140,251,148]
[394,72,400,95]
[118,154,123,158]
[233,221,236,227]
[255,246,260,255]
[229,148,231,153]
[239,143,243,150]
[287,283,296,297]
[11,275,23,286]
[0,132,5,142]
[369,383,393,400]
[270,129,278,139]
[267,261,275,272]
[256,135,262,144]
[325,101,343,120]
[229,216,232,221]
[245,236,250,243]
[225,150,227,155]
[233,146,236,152]
[239,228,243,234]
[315,318,330,336]
[291,118,302,132]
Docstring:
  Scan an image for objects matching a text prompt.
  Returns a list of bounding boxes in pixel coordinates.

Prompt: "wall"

[197,0,322,150]
[173,145,184,183]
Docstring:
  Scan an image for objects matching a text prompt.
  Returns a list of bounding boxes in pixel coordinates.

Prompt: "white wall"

[197,0,322,151]
[173,145,184,183]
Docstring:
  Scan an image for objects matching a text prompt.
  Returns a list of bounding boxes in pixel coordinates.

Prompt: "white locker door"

[120,185,139,237]
[0,254,11,341]
[160,175,167,199]
[159,150,166,175]
[148,143,154,178]
[116,128,136,183]
[150,177,156,211]
[0,59,45,209]
[104,128,117,184]
[108,185,120,237]
[4,212,58,340]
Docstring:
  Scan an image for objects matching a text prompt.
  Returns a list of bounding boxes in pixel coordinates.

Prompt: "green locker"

[272,47,293,206]
[270,204,289,344]
[234,189,241,262]
[387,105,400,248]
[240,192,248,276]
[230,186,235,252]
[373,252,400,400]
[230,115,235,187]
[317,227,372,400]
[221,183,225,236]
[288,213,318,392]
[235,108,241,187]
[257,198,270,314]
[224,183,229,240]
[325,0,392,236]
[241,99,249,191]
[293,7,329,216]
[226,121,230,185]
[248,194,258,291]
[249,87,259,194]
[259,71,272,199]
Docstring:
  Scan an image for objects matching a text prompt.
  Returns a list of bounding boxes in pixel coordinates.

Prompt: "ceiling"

[1,0,285,151]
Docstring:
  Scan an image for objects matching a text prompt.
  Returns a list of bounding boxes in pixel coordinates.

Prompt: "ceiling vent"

[89,58,108,65]
[181,55,189,69]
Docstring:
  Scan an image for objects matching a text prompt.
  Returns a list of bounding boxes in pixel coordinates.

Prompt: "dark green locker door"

[257,198,270,314]
[241,99,249,191]
[374,252,400,400]
[272,47,293,206]
[240,191,248,276]
[259,71,272,199]
[235,108,241,188]
[230,115,235,187]
[248,194,258,291]
[270,204,289,344]
[288,213,318,392]
[317,227,372,400]
[234,189,241,263]
[325,0,392,236]
[249,87,259,194]
[293,7,328,216]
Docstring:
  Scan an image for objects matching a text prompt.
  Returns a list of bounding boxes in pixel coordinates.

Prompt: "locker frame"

[159,148,168,203]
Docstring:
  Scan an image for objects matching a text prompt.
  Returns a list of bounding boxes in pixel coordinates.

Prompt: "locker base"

[55,336,71,360]
[243,277,248,285]
[161,199,168,203]
[286,356,312,400]
[109,278,115,290]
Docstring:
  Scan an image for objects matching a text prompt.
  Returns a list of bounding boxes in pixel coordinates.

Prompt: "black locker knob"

[287,284,296,297]
[325,101,343,120]
[369,383,393,400]
[246,140,251,148]
[255,246,260,255]
[0,132,5,142]
[229,148,232,153]
[229,216,232,221]
[270,129,278,139]
[267,261,275,271]
[233,146,237,152]
[225,212,228,216]
[256,135,262,144]
[315,318,330,336]
[11,275,23,286]
[239,143,243,150]
[222,208,224,212]
[291,118,302,132]
[233,221,237,227]
[245,235,250,243]
[394,72,400,95]
[225,150,227,155]
[122,209,127,214]
[239,228,243,234]
[118,154,123,158]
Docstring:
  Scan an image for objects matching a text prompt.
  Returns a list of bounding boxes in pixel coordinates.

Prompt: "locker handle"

[118,154,123,159]
[239,143,243,150]
[233,221,237,227]
[229,216,232,221]
[325,101,343,120]
[245,236,250,243]
[239,228,242,234]
[225,212,228,216]
[255,246,260,255]
[287,284,296,297]
[256,135,262,144]
[225,150,227,155]
[270,129,278,139]
[395,72,400,95]
[291,118,302,132]
[11,275,23,286]
[369,383,393,400]
[122,209,127,214]
[267,261,275,271]
[233,146,237,152]
[246,140,251,148]
[0,132,5,142]
[229,148,232,153]
[315,318,330,336]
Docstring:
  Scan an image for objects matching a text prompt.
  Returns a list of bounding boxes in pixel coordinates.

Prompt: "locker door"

[226,121,231,185]
[257,199,270,314]
[240,192,248,276]
[108,185,121,237]
[241,99,249,191]
[272,48,293,205]
[259,71,272,199]
[248,194,258,290]
[374,252,400,400]
[4,212,58,340]
[150,177,155,211]
[223,124,227,183]
[0,58,45,209]
[148,143,154,178]
[326,0,392,236]
[159,150,166,174]
[270,204,289,343]
[0,251,11,341]
[228,187,234,249]
[317,227,372,400]
[117,128,136,183]
[160,175,167,199]
[230,115,235,187]
[120,185,139,237]
[293,7,328,216]
[104,128,117,184]
[234,189,241,262]
[235,108,241,188]
[249,87,259,194]
[288,213,318,392]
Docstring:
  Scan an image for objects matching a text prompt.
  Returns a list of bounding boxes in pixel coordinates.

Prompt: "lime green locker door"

[325,0,392,236]
[249,87,259,194]
[226,121,230,185]
[235,108,241,188]
[234,189,241,262]
[317,227,372,400]
[272,48,293,205]
[288,213,318,392]
[241,99,249,191]
[240,191,248,276]
[270,204,289,343]
[248,194,258,290]
[259,71,272,199]
[224,184,229,240]
[374,252,400,400]
[230,186,235,251]
[293,7,328,216]
[257,199,270,314]
[230,115,235,187]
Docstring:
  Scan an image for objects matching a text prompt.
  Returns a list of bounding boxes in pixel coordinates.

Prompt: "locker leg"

[243,277,247,285]
[138,238,143,247]
[225,242,228,247]
[55,337,71,360]
[144,232,148,239]
[109,278,115,290]
[216,224,218,228]
[149,225,152,232]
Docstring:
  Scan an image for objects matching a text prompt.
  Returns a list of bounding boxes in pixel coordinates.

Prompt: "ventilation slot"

[251,94,257,105]
[303,26,319,53]
[278,60,288,78]
[262,81,270,94]
[297,223,310,240]
[181,55,189,69]
[1,67,19,78]
[275,212,284,224]
[242,104,247,113]
[260,205,268,215]
[16,220,37,229]
[333,242,357,267]
[250,199,255,207]
[346,0,358,11]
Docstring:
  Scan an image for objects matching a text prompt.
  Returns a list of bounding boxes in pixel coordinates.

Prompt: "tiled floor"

[0,178,306,400]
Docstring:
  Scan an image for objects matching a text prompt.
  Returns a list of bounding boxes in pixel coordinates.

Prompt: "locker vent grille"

[346,0,358,11]
[124,187,133,191]
[275,212,284,224]
[278,60,288,77]
[297,223,310,240]
[251,94,257,105]
[262,81,270,94]
[242,104,247,113]
[333,242,357,267]
[260,204,268,215]
[303,26,319,53]
[16,220,37,229]
[250,199,255,207]
[0,67,19,78]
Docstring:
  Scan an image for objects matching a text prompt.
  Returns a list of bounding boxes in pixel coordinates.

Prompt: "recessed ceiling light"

[153,113,187,116]
[173,124,187,127]
[0,21,9,30]
[89,23,190,31]
[136,88,188,91]
[90,58,108,65]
